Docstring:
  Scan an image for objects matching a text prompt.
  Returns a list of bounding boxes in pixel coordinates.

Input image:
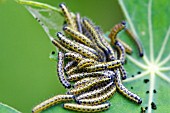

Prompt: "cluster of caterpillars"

[32,3,143,113]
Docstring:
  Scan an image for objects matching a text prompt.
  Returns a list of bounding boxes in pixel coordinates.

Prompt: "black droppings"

[137,71,141,74]
[52,51,55,54]
[144,79,149,83]
[151,102,157,110]
[131,87,133,89]
[145,107,148,110]
[153,89,157,93]
[146,91,149,94]
[131,75,134,77]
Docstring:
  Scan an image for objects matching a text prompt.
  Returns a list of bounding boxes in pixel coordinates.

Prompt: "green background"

[0,0,123,113]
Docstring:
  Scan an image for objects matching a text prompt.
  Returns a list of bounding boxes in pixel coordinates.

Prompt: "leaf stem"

[16,0,62,14]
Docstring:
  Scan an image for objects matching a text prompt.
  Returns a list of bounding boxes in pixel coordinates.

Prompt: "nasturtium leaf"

[17,0,170,113]
[0,103,21,113]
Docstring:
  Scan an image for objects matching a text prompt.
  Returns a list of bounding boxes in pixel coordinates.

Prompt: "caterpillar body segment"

[63,102,110,112]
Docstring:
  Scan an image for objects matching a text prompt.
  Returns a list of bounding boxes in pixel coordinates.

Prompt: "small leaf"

[0,103,21,113]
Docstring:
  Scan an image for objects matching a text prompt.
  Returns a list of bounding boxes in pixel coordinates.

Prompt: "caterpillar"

[84,60,121,72]
[125,28,144,57]
[59,3,77,30]
[76,82,114,100]
[32,94,74,113]
[57,32,98,60]
[75,13,83,33]
[67,70,115,82]
[57,51,71,88]
[109,21,126,43]
[82,18,109,54]
[115,70,142,104]
[68,76,111,95]
[63,102,110,112]
[52,39,70,52]
[115,40,126,64]
[64,61,77,71]
[63,26,93,47]
[76,83,116,105]
[64,52,84,62]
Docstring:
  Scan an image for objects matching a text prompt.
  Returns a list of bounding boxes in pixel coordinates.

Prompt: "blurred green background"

[0,0,124,113]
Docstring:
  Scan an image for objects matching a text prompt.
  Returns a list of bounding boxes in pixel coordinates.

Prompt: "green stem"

[16,0,62,14]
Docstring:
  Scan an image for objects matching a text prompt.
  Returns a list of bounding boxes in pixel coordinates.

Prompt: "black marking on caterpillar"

[32,94,74,113]
[63,102,110,112]
[57,51,71,88]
